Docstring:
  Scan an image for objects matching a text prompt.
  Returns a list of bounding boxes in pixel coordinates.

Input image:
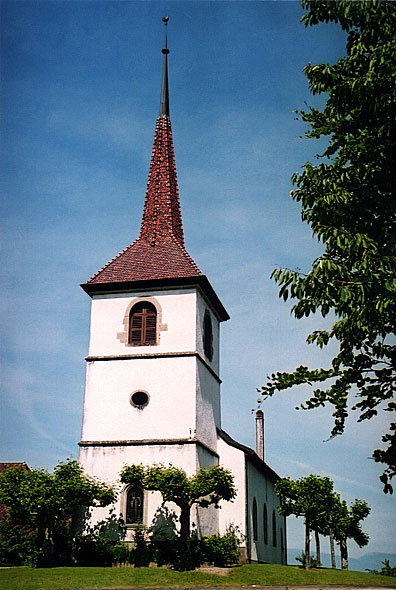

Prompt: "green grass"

[1,563,395,590]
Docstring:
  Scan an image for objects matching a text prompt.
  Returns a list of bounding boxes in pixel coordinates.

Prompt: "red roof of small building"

[0,462,30,473]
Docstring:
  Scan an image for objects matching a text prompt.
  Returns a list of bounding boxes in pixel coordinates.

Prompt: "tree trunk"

[42,526,55,567]
[329,528,336,569]
[179,504,191,541]
[178,503,193,571]
[305,518,311,570]
[314,529,321,567]
[340,538,348,570]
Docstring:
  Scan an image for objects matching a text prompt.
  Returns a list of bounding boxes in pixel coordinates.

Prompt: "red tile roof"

[0,462,30,473]
[140,116,184,248]
[86,115,203,286]
[88,234,202,284]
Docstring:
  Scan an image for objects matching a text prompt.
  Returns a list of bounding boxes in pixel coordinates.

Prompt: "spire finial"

[159,16,170,117]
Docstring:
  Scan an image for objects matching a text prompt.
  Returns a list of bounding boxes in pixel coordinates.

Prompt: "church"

[78,23,286,565]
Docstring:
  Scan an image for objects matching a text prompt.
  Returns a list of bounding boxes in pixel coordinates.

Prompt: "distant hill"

[287,548,396,572]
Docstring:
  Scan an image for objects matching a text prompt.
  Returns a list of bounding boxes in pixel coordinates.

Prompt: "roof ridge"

[167,232,203,275]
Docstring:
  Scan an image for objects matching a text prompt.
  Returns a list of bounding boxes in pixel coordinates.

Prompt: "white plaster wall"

[88,289,197,357]
[81,356,196,442]
[196,292,220,375]
[217,435,247,542]
[195,363,221,450]
[80,284,228,541]
[79,443,204,540]
[246,461,286,564]
[195,445,220,538]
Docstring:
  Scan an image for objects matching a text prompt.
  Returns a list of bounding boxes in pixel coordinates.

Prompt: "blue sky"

[1,0,394,557]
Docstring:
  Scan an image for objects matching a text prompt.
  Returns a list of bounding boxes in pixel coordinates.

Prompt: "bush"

[110,541,130,564]
[129,525,152,567]
[295,551,318,568]
[0,520,37,566]
[366,559,396,577]
[202,526,240,567]
[152,539,177,567]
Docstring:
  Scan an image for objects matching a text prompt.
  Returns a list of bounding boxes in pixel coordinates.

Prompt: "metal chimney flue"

[256,409,264,461]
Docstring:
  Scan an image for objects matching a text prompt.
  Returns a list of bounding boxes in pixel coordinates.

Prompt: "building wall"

[79,442,217,541]
[88,289,197,357]
[79,284,286,559]
[81,287,221,445]
[195,444,221,538]
[217,435,247,544]
[195,291,220,375]
[79,285,223,541]
[81,356,197,442]
[246,460,286,564]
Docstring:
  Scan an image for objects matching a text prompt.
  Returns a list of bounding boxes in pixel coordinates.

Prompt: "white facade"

[81,287,220,446]
[79,285,222,540]
[79,281,286,562]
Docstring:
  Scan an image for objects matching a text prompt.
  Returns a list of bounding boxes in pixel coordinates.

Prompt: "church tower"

[78,21,229,537]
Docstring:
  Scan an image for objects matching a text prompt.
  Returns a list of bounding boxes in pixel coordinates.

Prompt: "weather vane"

[162,16,169,54]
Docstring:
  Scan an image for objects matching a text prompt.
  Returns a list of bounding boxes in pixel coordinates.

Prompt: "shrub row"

[77,525,240,570]
[0,520,240,571]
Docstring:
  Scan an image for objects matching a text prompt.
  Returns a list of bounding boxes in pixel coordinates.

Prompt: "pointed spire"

[139,17,184,248]
[159,16,170,117]
[82,18,229,322]
[85,16,200,284]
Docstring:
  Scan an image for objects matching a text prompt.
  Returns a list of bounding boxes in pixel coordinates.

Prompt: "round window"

[130,390,149,409]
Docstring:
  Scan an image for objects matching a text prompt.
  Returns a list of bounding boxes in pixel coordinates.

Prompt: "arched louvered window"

[126,486,144,525]
[263,503,268,544]
[252,497,258,541]
[129,302,157,345]
[272,510,277,547]
[203,312,213,360]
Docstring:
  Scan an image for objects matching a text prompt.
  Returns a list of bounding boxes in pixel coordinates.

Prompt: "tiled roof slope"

[86,115,203,285]
[141,115,184,247]
[88,234,201,283]
[0,462,30,473]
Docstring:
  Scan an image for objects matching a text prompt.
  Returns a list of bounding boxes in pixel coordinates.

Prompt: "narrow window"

[129,302,157,345]
[263,503,268,544]
[203,312,213,360]
[126,486,144,525]
[252,497,258,541]
[272,510,277,547]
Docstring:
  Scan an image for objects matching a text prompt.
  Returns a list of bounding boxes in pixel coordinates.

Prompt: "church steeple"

[82,19,228,322]
[139,18,184,248]
[84,18,199,284]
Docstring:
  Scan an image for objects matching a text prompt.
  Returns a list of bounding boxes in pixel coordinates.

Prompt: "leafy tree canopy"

[275,474,338,527]
[258,0,396,493]
[120,464,236,540]
[275,474,370,570]
[0,459,115,566]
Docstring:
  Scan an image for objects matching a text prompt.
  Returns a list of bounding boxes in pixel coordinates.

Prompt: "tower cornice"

[81,275,229,322]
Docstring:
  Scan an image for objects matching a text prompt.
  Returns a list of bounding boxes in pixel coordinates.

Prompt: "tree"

[258,0,396,492]
[120,464,236,542]
[275,474,337,569]
[333,498,370,570]
[275,474,370,571]
[0,460,115,566]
